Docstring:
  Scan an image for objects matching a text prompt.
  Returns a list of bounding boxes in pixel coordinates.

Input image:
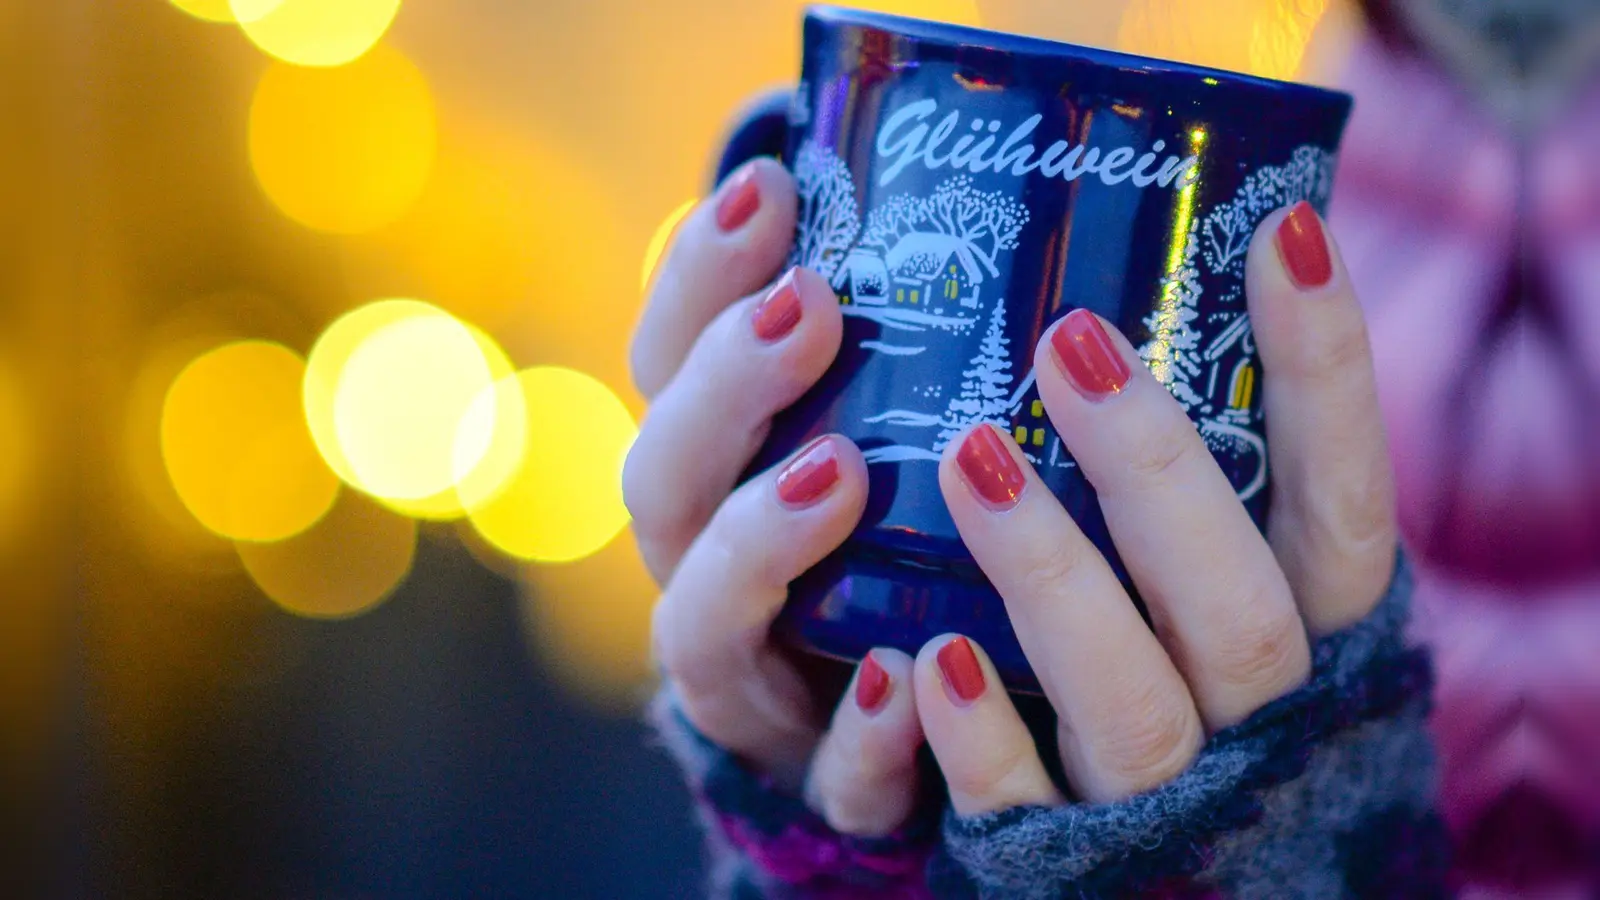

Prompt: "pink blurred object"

[1333,21,1600,893]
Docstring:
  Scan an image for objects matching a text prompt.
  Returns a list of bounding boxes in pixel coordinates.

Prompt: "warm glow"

[641,198,697,292]
[233,0,401,67]
[1117,0,1326,79]
[821,0,983,26]
[468,367,636,563]
[161,341,339,542]
[0,361,32,550]
[304,299,437,487]
[1249,0,1327,80]
[248,45,435,234]
[170,0,274,23]
[375,324,525,520]
[342,130,626,378]
[329,310,496,501]
[521,535,659,712]
[237,490,416,619]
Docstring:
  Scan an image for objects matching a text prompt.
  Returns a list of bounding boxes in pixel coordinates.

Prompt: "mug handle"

[711,88,794,187]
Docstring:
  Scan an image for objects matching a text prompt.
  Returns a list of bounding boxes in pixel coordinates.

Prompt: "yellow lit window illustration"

[896,288,904,303]
[1014,426,1028,444]
[910,289,919,304]
[1032,428,1046,447]
[1030,400,1043,418]
[1229,362,1256,410]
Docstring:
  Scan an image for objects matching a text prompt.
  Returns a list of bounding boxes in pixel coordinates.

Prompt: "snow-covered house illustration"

[883,232,984,309]
[832,248,891,306]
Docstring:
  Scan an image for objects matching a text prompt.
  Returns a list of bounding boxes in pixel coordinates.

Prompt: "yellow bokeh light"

[821,0,983,26]
[469,367,636,563]
[248,45,435,234]
[304,299,434,487]
[237,489,415,619]
[373,324,526,520]
[327,310,495,502]
[161,341,339,543]
[521,535,659,713]
[234,0,401,67]
[640,199,697,292]
[1117,0,1327,80]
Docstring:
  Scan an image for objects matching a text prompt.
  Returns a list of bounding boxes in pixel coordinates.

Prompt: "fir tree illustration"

[1140,222,1207,412]
[935,296,1013,452]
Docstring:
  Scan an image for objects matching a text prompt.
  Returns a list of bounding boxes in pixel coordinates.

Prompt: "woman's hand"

[631,154,1396,829]
[919,201,1397,810]
[627,158,924,837]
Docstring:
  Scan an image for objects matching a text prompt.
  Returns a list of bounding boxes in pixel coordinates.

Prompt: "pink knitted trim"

[715,812,931,897]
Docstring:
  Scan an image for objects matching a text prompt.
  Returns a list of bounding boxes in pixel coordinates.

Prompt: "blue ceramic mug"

[723,6,1353,693]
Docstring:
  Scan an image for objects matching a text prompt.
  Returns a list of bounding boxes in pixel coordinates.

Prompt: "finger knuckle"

[1124,419,1202,483]
[1211,600,1310,694]
[1016,542,1088,598]
[1298,314,1374,385]
[1096,687,1203,786]
[943,741,1035,803]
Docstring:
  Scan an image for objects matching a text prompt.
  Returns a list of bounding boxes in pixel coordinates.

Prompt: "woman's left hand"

[916,202,1399,810]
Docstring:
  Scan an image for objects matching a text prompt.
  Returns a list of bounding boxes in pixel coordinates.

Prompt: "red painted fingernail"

[936,637,986,706]
[753,270,803,342]
[1050,309,1131,401]
[1275,201,1333,290]
[714,169,761,232]
[775,437,840,508]
[956,425,1025,510]
[855,651,892,714]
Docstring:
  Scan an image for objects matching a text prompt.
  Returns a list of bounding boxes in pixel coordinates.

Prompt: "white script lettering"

[874,99,1199,190]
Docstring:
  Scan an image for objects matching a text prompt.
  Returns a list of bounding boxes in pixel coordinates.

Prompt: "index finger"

[630,158,798,397]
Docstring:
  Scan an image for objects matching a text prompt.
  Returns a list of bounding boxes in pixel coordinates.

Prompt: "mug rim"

[806,4,1354,107]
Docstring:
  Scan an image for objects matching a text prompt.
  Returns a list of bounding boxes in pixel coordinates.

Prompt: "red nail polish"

[714,170,761,232]
[956,425,1026,509]
[1275,201,1333,290]
[936,637,986,705]
[855,651,891,714]
[752,271,803,342]
[775,437,840,508]
[1050,309,1132,401]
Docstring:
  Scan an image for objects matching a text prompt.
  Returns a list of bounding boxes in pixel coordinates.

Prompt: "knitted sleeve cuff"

[648,687,938,898]
[928,552,1449,899]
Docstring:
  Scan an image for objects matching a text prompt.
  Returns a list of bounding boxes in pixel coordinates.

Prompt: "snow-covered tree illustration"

[789,140,861,281]
[934,296,1013,451]
[861,176,1029,278]
[1201,146,1335,278]
[1140,222,1207,412]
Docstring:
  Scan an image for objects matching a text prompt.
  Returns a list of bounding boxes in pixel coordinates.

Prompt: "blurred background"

[0,0,1361,896]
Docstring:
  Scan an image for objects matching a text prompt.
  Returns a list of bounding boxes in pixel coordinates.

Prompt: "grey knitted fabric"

[932,554,1440,899]
[650,554,1442,899]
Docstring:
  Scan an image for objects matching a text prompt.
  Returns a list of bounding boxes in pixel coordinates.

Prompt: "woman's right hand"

[625,158,924,838]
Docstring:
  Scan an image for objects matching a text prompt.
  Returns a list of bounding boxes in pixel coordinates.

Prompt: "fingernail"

[956,425,1025,510]
[936,637,986,706]
[855,651,892,715]
[1275,201,1333,290]
[714,168,761,233]
[1050,309,1131,401]
[752,270,803,343]
[775,436,840,508]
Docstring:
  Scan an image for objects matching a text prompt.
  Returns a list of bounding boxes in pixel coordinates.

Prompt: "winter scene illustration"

[1137,145,1337,500]
[789,139,1044,465]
